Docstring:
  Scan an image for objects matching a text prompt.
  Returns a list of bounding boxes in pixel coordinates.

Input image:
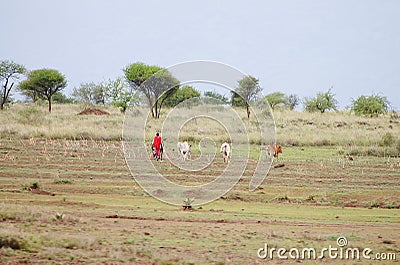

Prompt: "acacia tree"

[231,91,246,107]
[264,92,289,110]
[286,94,300,110]
[20,88,40,103]
[233,75,261,118]
[0,60,26,110]
[105,77,140,113]
[124,62,179,118]
[150,70,180,118]
[304,89,338,113]
[19,69,67,112]
[72,81,107,105]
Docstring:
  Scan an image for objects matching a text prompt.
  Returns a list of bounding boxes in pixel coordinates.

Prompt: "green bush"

[53,179,73,184]
[351,94,389,117]
[163,85,200,107]
[52,92,74,104]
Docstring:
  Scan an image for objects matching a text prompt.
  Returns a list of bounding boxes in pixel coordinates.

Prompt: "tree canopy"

[19,69,67,112]
[106,77,140,113]
[303,89,338,113]
[0,60,26,110]
[124,62,180,118]
[351,94,390,117]
[72,81,107,105]
[163,85,200,107]
[285,94,300,110]
[232,75,261,118]
[264,92,289,110]
[204,91,229,105]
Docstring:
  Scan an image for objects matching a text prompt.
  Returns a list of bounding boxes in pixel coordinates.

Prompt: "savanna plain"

[1,104,399,264]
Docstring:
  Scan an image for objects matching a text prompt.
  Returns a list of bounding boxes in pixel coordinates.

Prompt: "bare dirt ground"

[0,139,399,264]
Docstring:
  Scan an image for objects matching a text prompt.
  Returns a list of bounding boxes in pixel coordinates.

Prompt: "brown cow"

[267,144,282,159]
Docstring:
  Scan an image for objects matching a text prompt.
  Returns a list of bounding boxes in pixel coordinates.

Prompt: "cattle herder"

[152,132,163,161]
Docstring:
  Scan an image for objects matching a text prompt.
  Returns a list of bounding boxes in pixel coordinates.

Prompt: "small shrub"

[53,179,73,184]
[381,132,395,147]
[183,198,194,210]
[30,182,39,190]
[0,236,26,250]
[0,212,17,221]
[370,201,380,208]
[305,195,316,202]
[54,212,64,221]
[386,203,396,209]
[277,195,290,202]
[63,240,78,250]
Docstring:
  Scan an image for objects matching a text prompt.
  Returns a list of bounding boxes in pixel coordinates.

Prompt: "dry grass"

[1,103,399,158]
[0,103,123,140]
[274,109,399,147]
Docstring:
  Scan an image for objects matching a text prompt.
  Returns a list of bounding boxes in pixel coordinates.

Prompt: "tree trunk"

[1,80,11,110]
[0,88,4,110]
[154,101,158,119]
[48,97,52,112]
[157,95,169,119]
[157,106,162,119]
[246,104,250,119]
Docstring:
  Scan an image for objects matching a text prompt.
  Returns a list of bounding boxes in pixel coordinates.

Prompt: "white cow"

[177,141,191,160]
[220,142,231,163]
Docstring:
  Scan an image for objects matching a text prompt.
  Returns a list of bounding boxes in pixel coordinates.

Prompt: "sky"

[1,0,399,110]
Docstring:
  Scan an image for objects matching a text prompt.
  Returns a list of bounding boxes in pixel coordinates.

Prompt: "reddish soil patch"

[273,163,285,168]
[29,188,55,196]
[77,108,110,115]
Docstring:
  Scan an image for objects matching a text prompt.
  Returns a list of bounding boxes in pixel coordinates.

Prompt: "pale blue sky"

[1,0,399,110]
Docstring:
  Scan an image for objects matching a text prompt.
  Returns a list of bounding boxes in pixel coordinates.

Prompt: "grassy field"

[0,103,399,264]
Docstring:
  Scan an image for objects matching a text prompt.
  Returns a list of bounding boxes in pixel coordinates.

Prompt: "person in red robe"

[152,132,162,160]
